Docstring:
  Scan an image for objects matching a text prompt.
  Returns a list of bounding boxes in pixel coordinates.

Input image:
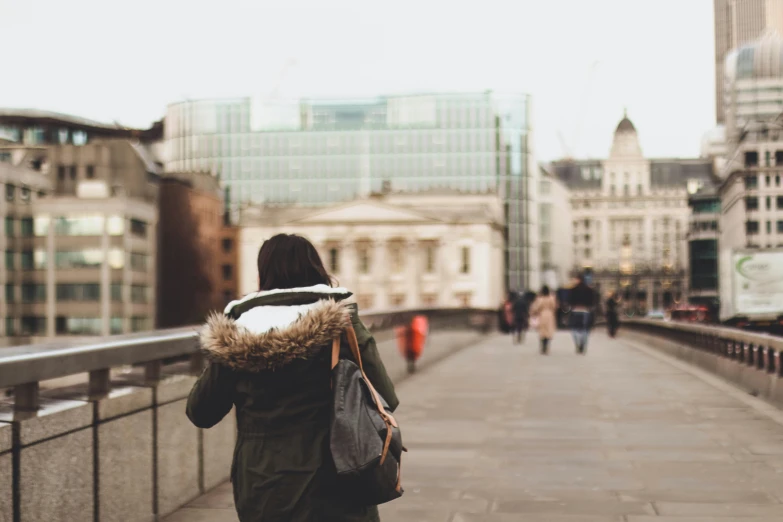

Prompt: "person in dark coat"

[187,234,398,522]
[568,273,597,354]
[606,292,620,338]
[511,292,529,344]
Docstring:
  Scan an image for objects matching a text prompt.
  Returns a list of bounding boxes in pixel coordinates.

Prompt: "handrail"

[0,307,495,412]
[625,318,783,350]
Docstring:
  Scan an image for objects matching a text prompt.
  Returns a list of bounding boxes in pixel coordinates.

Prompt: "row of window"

[57,164,96,181]
[745,220,783,234]
[4,315,149,336]
[3,249,149,271]
[0,125,88,146]
[4,283,149,303]
[571,199,687,210]
[354,292,472,311]
[745,195,783,211]
[325,245,470,275]
[4,184,35,203]
[744,151,783,168]
[3,216,148,238]
[745,174,783,189]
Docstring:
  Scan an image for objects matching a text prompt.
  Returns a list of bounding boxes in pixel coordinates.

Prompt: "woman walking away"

[606,292,620,338]
[186,233,398,522]
[530,286,557,354]
[569,273,596,355]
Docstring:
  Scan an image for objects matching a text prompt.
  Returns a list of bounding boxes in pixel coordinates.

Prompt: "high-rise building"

[165,91,538,291]
[714,0,782,123]
[0,110,161,340]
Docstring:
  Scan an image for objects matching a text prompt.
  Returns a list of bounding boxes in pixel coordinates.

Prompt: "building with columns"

[552,114,716,313]
[237,191,505,310]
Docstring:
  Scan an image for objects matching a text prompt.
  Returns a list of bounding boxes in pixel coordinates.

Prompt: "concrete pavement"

[166,331,783,521]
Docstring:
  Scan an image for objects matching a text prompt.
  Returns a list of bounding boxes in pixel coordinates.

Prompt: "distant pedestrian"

[606,292,620,338]
[569,273,596,354]
[511,292,529,344]
[503,292,515,339]
[530,286,556,354]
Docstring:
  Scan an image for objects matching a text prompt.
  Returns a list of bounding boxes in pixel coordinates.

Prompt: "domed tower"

[602,110,651,199]
[724,29,783,141]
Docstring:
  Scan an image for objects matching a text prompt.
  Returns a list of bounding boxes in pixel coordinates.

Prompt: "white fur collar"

[224,285,350,315]
[235,301,323,335]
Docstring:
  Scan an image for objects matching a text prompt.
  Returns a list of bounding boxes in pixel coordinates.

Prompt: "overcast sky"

[0,0,714,161]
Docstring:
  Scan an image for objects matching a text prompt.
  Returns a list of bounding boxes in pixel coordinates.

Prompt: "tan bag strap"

[331,326,398,430]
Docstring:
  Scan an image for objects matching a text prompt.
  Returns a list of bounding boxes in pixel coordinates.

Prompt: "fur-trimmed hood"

[200,285,353,372]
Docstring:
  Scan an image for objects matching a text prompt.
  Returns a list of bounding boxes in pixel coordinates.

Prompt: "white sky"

[0,0,715,161]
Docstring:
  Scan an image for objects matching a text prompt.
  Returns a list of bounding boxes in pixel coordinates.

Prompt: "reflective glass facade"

[165,91,534,289]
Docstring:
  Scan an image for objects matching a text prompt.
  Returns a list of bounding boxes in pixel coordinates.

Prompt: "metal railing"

[0,307,496,412]
[623,318,783,376]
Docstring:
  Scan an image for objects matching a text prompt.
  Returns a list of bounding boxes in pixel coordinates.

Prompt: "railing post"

[88,368,111,396]
[14,381,40,412]
[145,360,162,383]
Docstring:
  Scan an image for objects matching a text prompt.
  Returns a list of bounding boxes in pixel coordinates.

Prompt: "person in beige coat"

[530,286,557,354]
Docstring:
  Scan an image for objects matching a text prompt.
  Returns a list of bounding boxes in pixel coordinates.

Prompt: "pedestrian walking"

[511,291,529,344]
[503,292,516,341]
[530,286,557,354]
[186,233,398,522]
[606,292,620,338]
[568,273,597,354]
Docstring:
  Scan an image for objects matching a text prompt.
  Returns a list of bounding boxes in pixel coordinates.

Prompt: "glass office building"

[165,91,535,289]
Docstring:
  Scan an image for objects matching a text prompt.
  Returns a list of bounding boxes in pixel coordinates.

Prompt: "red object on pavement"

[396,315,428,361]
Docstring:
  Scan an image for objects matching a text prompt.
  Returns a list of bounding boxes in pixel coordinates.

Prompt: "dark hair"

[540,285,550,296]
[257,234,334,291]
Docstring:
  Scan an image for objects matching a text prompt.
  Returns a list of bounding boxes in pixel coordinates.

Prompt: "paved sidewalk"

[167,331,783,521]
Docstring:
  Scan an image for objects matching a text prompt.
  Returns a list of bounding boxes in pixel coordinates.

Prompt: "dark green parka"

[186,285,399,522]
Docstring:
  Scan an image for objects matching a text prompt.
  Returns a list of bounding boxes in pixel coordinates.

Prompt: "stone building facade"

[237,192,505,310]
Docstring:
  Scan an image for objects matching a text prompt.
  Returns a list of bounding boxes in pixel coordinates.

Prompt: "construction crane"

[556,60,600,160]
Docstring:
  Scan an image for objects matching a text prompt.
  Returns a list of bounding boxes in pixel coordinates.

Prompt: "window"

[767,175,772,186]
[357,295,374,310]
[5,217,13,236]
[131,316,149,333]
[21,284,46,303]
[766,151,772,167]
[745,151,759,167]
[4,251,13,270]
[389,242,404,273]
[460,246,470,274]
[328,248,340,273]
[777,175,781,187]
[110,317,123,335]
[456,292,472,307]
[58,166,66,180]
[768,196,772,210]
[72,131,87,146]
[768,221,772,234]
[778,196,783,210]
[778,221,783,233]
[56,317,101,335]
[86,165,95,179]
[221,238,233,253]
[5,284,14,303]
[54,215,104,236]
[585,248,592,258]
[130,219,147,238]
[610,185,616,196]
[5,184,15,201]
[584,234,591,242]
[424,243,436,273]
[222,264,233,281]
[357,243,371,274]
[746,221,760,235]
[584,219,590,229]
[108,249,124,269]
[637,184,643,195]
[34,216,49,236]
[745,197,759,211]
[20,251,33,270]
[111,284,123,302]
[56,284,100,301]
[20,217,33,236]
[130,253,148,271]
[107,216,124,236]
[745,175,758,189]
[390,294,405,307]
[55,249,103,268]
[131,285,148,303]
[68,166,76,180]
[5,317,14,336]
[33,250,46,269]
[21,316,46,335]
